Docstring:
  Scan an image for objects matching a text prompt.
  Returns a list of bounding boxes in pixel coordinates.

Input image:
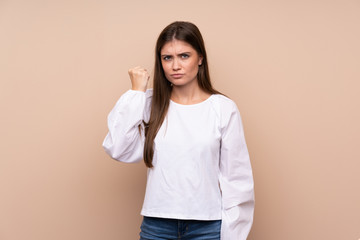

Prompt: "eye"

[181,54,189,59]
[162,55,172,61]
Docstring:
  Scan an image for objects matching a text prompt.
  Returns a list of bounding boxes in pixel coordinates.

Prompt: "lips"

[170,74,184,79]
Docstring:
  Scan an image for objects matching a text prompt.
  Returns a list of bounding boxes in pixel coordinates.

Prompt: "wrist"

[131,87,146,92]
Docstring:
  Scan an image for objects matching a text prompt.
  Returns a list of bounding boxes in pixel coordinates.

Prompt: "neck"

[171,81,210,105]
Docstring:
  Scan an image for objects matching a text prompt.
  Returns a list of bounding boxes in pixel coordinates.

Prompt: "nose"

[172,58,181,71]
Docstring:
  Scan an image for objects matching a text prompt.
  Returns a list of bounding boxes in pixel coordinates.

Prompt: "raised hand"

[128,66,150,92]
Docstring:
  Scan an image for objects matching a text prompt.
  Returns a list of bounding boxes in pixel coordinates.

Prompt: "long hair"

[143,21,221,168]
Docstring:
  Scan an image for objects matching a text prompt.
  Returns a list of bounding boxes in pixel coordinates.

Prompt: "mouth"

[170,74,184,79]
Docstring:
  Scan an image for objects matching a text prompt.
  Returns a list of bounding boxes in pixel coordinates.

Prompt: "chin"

[171,81,188,87]
[170,79,195,87]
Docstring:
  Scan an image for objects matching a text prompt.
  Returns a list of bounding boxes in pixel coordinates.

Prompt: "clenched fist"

[128,66,150,92]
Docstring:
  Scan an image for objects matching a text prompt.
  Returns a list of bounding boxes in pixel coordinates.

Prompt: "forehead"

[160,39,196,54]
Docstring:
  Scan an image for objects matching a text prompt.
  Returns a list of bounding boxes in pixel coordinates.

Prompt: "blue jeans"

[139,216,221,240]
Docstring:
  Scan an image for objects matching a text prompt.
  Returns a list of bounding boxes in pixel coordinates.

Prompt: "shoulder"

[210,94,238,113]
[209,94,241,129]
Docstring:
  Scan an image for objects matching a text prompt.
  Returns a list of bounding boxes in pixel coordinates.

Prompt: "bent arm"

[102,89,152,163]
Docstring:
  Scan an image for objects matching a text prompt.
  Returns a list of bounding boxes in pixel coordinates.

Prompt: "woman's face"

[160,39,203,88]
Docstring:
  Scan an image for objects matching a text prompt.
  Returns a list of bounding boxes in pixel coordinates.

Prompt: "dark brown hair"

[143,21,221,168]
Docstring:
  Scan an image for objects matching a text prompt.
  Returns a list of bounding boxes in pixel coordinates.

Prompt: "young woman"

[103,21,254,240]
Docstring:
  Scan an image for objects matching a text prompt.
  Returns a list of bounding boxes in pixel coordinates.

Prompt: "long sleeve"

[219,101,255,240]
[102,89,152,163]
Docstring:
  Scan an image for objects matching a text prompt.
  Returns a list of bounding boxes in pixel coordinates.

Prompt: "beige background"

[1,0,359,239]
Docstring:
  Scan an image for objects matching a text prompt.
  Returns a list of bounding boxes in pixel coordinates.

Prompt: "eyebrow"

[160,52,191,57]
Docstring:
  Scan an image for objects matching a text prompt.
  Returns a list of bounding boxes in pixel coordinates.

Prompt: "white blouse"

[103,89,254,240]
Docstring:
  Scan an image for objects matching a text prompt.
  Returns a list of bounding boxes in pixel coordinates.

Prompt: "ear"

[198,56,203,66]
